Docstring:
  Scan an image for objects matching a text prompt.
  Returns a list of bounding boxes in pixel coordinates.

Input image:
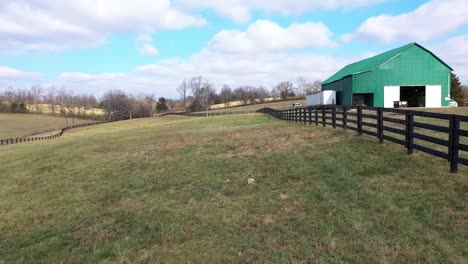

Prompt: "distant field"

[201,101,468,115]
[0,113,89,139]
[0,115,466,263]
[200,99,306,113]
[418,106,468,115]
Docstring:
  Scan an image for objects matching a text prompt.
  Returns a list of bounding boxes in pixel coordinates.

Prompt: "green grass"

[0,113,89,139]
[0,115,467,263]
[413,107,468,115]
[201,99,306,113]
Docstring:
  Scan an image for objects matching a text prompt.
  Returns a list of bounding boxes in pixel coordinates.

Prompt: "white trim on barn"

[384,85,443,108]
[384,86,400,108]
[425,85,442,107]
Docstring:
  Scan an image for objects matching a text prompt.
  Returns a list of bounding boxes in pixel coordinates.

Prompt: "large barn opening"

[353,93,374,106]
[400,86,426,107]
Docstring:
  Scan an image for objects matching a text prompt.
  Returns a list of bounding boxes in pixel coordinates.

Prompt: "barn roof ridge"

[322,42,453,85]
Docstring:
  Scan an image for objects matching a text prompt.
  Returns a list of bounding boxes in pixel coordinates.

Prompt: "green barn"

[322,42,453,107]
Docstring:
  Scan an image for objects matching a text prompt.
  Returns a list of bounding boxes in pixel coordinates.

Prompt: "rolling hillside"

[0,114,466,263]
[198,99,306,114]
[0,113,90,139]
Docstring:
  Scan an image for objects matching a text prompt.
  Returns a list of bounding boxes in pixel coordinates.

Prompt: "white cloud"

[431,34,468,83]
[174,0,251,23]
[137,34,158,56]
[0,0,206,53]
[135,49,344,96]
[208,20,337,53]
[53,19,359,98]
[52,48,347,98]
[250,0,387,15]
[0,66,42,80]
[175,0,386,23]
[57,71,199,98]
[0,66,43,89]
[352,0,468,43]
[139,44,159,56]
[340,33,354,43]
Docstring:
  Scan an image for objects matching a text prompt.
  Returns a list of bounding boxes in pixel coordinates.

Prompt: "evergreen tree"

[450,73,465,105]
[156,97,169,113]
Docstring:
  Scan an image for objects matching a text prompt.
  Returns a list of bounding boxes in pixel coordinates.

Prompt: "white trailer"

[306,91,336,106]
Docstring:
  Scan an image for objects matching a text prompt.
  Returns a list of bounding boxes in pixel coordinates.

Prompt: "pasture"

[0,114,467,263]
[0,113,89,139]
[200,99,306,113]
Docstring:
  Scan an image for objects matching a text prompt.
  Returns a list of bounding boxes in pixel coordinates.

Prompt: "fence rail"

[258,105,468,174]
[0,121,107,146]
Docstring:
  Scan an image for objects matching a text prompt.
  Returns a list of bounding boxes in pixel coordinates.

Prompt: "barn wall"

[352,45,452,107]
[322,76,353,106]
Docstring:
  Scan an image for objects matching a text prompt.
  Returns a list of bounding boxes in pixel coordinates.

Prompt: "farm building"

[322,43,453,107]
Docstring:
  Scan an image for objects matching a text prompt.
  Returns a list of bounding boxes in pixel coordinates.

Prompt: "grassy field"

[200,99,306,113]
[0,113,90,139]
[0,114,467,263]
[201,100,468,115]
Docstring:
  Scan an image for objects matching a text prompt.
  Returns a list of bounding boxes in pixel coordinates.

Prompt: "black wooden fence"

[258,106,468,174]
[0,121,107,146]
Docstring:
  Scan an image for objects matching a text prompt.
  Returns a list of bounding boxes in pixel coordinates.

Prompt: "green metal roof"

[322,42,453,85]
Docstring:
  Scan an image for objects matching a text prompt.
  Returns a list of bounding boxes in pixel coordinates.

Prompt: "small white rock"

[225,179,231,183]
[247,178,255,185]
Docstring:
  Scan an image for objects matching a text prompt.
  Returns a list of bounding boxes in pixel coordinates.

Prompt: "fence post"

[303,107,307,125]
[315,108,318,126]
[405,112,414,155]
[332,105,336,128]
[343,106,348,130]
[322,105,326,127]
[308,108,312,125]
[357,105,362,135]
[378,108,384,144]
[449,115,460,173]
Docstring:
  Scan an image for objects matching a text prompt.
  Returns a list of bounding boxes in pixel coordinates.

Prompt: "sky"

[0,0,467,99]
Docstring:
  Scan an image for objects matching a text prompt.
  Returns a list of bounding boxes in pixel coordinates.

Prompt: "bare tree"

[199,85,216,116]
[43,87,58,116]
[55,88,72,126]
[30,85,44,112]
[101,90,135,120]
[297,77,321,95]
[220,85,233,107]
[144,94,156,116]
[177,80,190,111]
[187,76,214,113]
[233,86,257,104]
[275,81,295,100]
[67,95,82,124]
[256,86,270,103]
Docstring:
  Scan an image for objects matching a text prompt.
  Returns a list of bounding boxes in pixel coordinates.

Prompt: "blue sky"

[0,0,467,98]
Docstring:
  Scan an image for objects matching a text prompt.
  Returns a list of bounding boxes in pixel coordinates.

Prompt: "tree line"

[0,87,173,123]
[176,76,321,112]
[0,76,321,121]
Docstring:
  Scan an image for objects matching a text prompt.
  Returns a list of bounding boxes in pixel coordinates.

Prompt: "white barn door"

[384,86,400,108]
[426,85,441,107]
